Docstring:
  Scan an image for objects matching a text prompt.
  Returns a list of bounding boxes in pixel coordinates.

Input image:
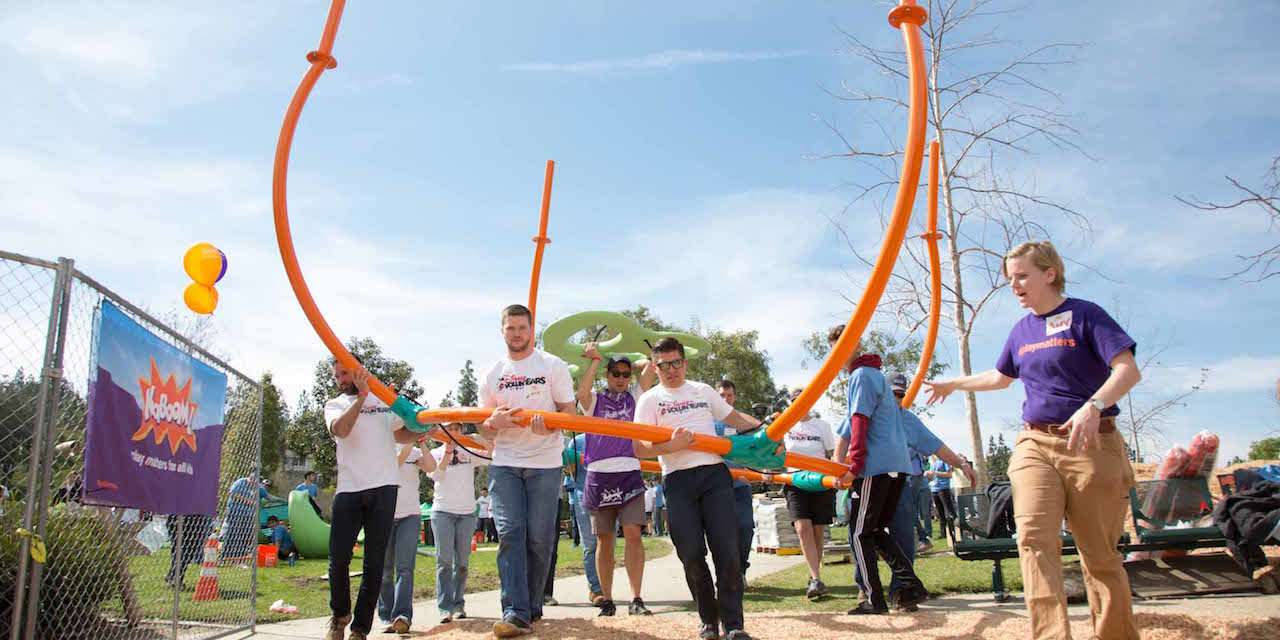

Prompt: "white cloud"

[504,49,808,74]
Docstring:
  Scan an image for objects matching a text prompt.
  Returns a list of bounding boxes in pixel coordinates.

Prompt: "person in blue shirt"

[652,482,666,536]
[927,457,957,545]
[266,515,298,562]
[713,379,756,585]
[296,470,323,518]
[224,475,268,561]
[828,325,927,615]
[564,433,605,606]
[852,375,976,611]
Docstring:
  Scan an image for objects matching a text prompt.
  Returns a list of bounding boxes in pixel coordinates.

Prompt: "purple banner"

[82,301,227,515]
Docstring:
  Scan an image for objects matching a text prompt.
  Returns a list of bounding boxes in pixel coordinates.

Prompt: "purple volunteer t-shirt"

[995,297,1136,425]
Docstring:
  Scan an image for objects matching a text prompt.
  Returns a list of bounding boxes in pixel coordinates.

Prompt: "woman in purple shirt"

[925,241,1141,640]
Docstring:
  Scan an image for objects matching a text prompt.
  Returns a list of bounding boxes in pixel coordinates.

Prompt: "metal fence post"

[20,257,74,640]
[7,257,68,640]
[250,394,265,635]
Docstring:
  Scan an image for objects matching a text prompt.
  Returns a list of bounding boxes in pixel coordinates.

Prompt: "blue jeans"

[430,511,477,614]
[489,466,560,624]
[732,484,755,575]
[853,476,919,598]
[574,500,602,594]
[909,475,932,542]
[378,515,421,624]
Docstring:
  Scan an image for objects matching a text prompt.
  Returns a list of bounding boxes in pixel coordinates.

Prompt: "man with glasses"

[635,338,765,640]
[574,342,656,616]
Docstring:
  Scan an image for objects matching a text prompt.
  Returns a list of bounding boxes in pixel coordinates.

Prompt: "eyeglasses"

[655,358,685,371]
[608,369,632,378]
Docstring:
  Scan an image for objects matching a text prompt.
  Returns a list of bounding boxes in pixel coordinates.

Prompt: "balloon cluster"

[182,243,227,314]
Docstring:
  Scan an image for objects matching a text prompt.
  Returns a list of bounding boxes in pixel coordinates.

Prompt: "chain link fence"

[1,250,263,640]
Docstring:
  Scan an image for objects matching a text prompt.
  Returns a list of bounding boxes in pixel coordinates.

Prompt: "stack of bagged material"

[753,498,800,550]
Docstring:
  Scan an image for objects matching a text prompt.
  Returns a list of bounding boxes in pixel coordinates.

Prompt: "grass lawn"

[745,526,1022,613]
[105,536,670,624]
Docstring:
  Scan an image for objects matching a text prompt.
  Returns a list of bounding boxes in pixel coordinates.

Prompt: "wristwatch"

[1088,397,1106,412]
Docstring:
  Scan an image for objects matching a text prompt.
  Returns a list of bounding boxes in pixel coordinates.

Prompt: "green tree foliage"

[258,373,289,477]
[1249,436,1280,461]
[986,434,1012,481]
[0,370,88,501]
[457,360,479,407]
[615,306,780,411]
[800,329,948,416]
[285,337,424,486]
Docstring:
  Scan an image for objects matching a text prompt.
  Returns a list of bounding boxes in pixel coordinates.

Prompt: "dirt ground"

[399,610,1279,640]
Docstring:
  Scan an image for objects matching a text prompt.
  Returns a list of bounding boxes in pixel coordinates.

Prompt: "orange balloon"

[184,283,218,314]
[183,243,227,287]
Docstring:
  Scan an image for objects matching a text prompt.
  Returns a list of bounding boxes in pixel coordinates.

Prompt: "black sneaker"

[598,600,616,617]
[805,578,828,600]
[847,601,888,615]
[897,583,929,610]
[698,622,721,640]
[629,598,652,616]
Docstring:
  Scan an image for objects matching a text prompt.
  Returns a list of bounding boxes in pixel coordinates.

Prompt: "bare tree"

[1121,347,1207,462]
[817,0,1094,483]
[1177,155,1280,282]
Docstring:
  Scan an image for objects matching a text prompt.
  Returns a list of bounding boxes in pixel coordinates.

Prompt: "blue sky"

[3,1,1277,463]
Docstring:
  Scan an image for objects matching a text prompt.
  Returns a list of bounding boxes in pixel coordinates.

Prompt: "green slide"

[287,489,331,559]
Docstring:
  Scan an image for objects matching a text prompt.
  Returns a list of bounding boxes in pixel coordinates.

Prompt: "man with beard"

[478,304,577,638]
[574,342,656,617]
[323,356,421,640]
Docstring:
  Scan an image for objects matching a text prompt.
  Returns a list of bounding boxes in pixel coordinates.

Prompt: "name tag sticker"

[1045,310,1072,336]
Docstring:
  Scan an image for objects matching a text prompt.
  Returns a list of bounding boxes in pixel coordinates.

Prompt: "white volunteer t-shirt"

[476,495,492,519]
[784,416,836,471]
[324,393,404,494]
[430,446,489,516]
[393,445,425,519]
[634,380,734,475]
[479,349,575,468]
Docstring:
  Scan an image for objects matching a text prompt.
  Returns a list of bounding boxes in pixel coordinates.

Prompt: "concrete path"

[246,539,804,638]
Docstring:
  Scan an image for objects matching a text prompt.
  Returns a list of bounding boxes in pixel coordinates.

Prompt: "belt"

[1025,416,1116,437]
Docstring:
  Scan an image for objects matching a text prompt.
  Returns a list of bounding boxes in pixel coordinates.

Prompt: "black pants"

[484,517,498,542]
[329,485,397,634]
[165,514,213,585]
[931,488,957,543]
[849,474,923,610]
[665,464,744,633]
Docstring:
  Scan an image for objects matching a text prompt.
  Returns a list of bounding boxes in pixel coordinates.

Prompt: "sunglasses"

[608,369,632,378]
[655,358,685,371]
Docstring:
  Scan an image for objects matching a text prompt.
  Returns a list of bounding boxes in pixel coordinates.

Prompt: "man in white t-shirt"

[476,488,495,543]
[779,387,837,601]
[376,437,437,634]
[634,338,764,640]
[477,304,576,638]
[322,358,420,640]
[429,424,491,624]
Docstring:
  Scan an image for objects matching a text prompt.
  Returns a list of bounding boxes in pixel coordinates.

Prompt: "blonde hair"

[1004,241,1066,293]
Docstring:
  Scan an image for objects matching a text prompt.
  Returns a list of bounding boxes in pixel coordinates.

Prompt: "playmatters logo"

[132,358,199,454]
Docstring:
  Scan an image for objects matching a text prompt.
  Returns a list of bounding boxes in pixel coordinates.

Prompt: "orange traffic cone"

[472,530,483,551]
[193,533,220,601]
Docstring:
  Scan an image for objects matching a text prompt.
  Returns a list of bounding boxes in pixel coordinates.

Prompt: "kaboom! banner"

[82,301,227,515]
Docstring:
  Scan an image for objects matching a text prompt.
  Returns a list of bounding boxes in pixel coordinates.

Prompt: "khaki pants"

[1008,429,1137,640]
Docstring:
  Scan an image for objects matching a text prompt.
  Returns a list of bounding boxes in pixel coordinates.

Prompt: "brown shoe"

[590,591,606,607]
[390,616,410,634]
[325,615,351,640]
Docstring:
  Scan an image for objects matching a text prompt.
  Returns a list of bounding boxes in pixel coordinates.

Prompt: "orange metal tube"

[635,460,838,489]
[901,137,942,408]
[527,160,555,326]
[421,408,849,477]
[271,0,399,407]
[766,0,930,441]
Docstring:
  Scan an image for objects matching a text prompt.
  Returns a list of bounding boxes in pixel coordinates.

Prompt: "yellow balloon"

[183,243,226,287]
[183,283,218,315]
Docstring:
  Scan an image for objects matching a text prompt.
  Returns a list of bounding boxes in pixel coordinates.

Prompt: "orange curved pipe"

[271,0,401,407]
[901,137,942,408]
[766,0,931,441]
[421,407,849,477]
[527,160,555,326]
